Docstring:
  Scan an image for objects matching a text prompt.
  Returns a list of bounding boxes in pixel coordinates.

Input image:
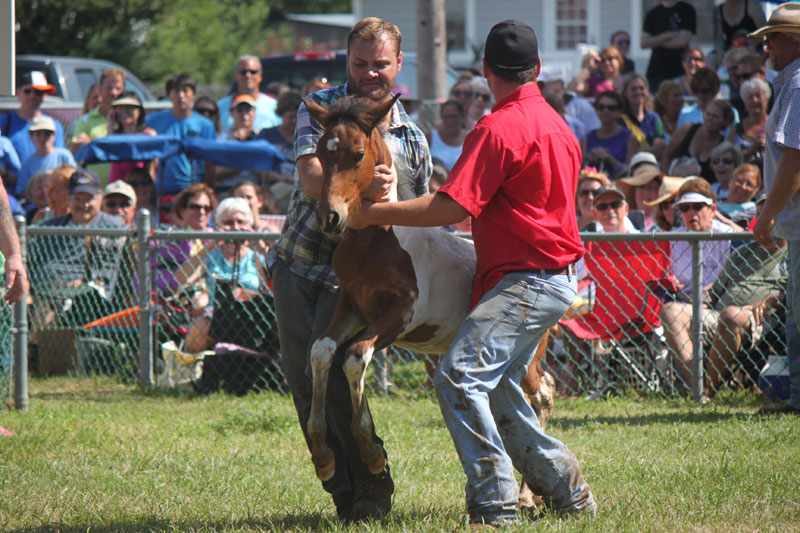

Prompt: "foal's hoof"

[367,451,386,475]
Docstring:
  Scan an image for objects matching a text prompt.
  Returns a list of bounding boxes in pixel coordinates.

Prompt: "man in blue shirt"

[0,71,66,181]
[146,73,216,197]
[217,55,280,132]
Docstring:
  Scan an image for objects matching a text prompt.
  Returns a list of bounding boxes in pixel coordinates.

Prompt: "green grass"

[1,377,799,532]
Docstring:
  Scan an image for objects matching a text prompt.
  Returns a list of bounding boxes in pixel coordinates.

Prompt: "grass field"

[1,377,799,532]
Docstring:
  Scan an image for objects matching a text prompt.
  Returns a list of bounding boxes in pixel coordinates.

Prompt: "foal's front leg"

[308,298,361,482]
[342,313,408,475]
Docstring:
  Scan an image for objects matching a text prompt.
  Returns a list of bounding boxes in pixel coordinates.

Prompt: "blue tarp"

[75,134,284,171]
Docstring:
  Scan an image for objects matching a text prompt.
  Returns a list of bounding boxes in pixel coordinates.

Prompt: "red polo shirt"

[438,83,584,307]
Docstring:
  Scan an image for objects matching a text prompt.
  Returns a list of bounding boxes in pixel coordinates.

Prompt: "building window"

[557,0,588,49]
[446,0,466,51]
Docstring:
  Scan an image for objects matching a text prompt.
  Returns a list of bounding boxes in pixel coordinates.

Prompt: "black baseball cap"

[484,20,539,72]
[69,168,101,196]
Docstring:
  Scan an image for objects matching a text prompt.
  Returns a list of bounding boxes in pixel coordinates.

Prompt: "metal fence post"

[136,209,153,386]
[13,215,28,411]
[691,240,704,402]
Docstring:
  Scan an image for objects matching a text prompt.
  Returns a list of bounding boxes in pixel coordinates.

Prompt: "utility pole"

[416,0,447,101]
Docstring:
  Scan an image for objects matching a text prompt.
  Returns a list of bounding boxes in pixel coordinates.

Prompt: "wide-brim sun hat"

[643,176,687,206]
[617,164,661,187]
[112,95,142,107]
[748,3,800,39]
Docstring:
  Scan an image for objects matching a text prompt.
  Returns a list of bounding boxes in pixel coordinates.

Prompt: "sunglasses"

[711,157,734,165]
[600,56,617,63]
[128,181,152,187]
[239,69,259,76]
[104,199,132,208]
[196,107,217,117]
[187,203,212,213]
[595,104,619,112]
[615,39,630,46]
[475,93,491,103]
[232,105,253,113]
[678,202,708,213]
[595,200,624,211]
[695,88,715,95]
[452,89,473,98]
[735,72,753,82]
[22,87,46,96]
[579,189,600,198]
[684,56,704,63]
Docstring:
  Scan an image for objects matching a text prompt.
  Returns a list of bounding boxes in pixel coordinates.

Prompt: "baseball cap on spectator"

[628,152,659,171]
[755,189,767,205]
[28,115,56,133]
[537,64,564,83]
[68,168,101,196]
[231,93,255,108]
[104,180,137,204]
[484,20,539,72]
[18,70,57,95]
[593,184,626,205]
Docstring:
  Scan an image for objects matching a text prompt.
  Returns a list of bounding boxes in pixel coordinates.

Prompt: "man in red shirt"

[353,19,596,526]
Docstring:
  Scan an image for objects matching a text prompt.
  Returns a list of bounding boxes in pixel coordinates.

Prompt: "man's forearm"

[361,192,469,228]
[0,184,20,258]
[297,155,324,200]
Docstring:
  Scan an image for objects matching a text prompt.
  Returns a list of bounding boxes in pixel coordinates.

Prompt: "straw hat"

[748,3,800,39]
[643,176,686,206]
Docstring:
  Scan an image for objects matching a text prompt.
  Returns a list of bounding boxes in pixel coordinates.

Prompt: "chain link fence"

[8,220,789,406]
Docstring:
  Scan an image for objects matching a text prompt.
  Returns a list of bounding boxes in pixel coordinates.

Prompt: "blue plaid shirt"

[267,84,432,290]
[765,56,800,240]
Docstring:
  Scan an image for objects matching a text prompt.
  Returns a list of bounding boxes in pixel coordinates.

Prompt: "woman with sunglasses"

[673,47,707,96]
[467,76,494,124]
[449,78,476,130]
[708,141,742,201]
[677,67,740,128]
[582,90,638,178]
[584,46,623,98]
[642,176,686,231]
[193,96,221,134]
[173,197,268,354]
[107,91,157,184]
[575,168,611,231]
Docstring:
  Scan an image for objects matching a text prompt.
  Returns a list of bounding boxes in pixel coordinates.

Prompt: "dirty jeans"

[434,271,596,523]
[786,240,800,410]
[271,259,385,510]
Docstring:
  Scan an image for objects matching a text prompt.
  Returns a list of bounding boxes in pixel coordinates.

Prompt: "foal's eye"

[354,152,365,163]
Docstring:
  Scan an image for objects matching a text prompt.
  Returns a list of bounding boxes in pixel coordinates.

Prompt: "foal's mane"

[321,96,380,134]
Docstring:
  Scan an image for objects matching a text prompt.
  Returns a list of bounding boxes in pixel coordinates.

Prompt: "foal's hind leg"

[343,314,408,475]
[518,331,556,509]
[308,299,361,482]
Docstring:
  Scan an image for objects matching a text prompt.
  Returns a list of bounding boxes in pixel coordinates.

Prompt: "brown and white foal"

[303,95,554,498]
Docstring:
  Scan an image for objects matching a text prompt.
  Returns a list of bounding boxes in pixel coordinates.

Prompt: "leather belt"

[519,264,576,276]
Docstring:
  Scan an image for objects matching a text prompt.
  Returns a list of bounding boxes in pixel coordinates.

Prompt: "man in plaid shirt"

[267,17,431,522]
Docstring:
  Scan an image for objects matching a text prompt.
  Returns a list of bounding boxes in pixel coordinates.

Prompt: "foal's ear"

[363,93,401,131]
[303,97,328,129]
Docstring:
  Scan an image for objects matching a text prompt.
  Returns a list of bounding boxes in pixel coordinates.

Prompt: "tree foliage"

[15,0,351,87]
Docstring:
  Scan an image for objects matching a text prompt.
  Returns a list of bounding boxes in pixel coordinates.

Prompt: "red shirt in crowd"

[438,83,584,307]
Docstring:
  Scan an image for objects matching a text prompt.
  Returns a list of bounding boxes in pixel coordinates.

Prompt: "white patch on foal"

[326,137,340,152]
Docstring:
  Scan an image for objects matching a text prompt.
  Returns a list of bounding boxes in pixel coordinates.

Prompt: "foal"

[303,95,554,490]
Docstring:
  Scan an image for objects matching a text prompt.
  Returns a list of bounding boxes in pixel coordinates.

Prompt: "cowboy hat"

[748,3,800,39]
[643,176,686,206]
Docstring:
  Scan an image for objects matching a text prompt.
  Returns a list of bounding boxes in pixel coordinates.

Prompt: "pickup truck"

[1,55,168,132]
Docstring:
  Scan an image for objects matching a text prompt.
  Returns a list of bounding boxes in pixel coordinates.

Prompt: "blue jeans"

[433,271,596,523]
[271,259,386,510]
[786,241,800,410]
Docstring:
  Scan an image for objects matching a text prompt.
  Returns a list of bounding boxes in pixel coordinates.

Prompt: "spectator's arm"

[0,183,27,303]
[640,31,663,50]
[660,29,693,49]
